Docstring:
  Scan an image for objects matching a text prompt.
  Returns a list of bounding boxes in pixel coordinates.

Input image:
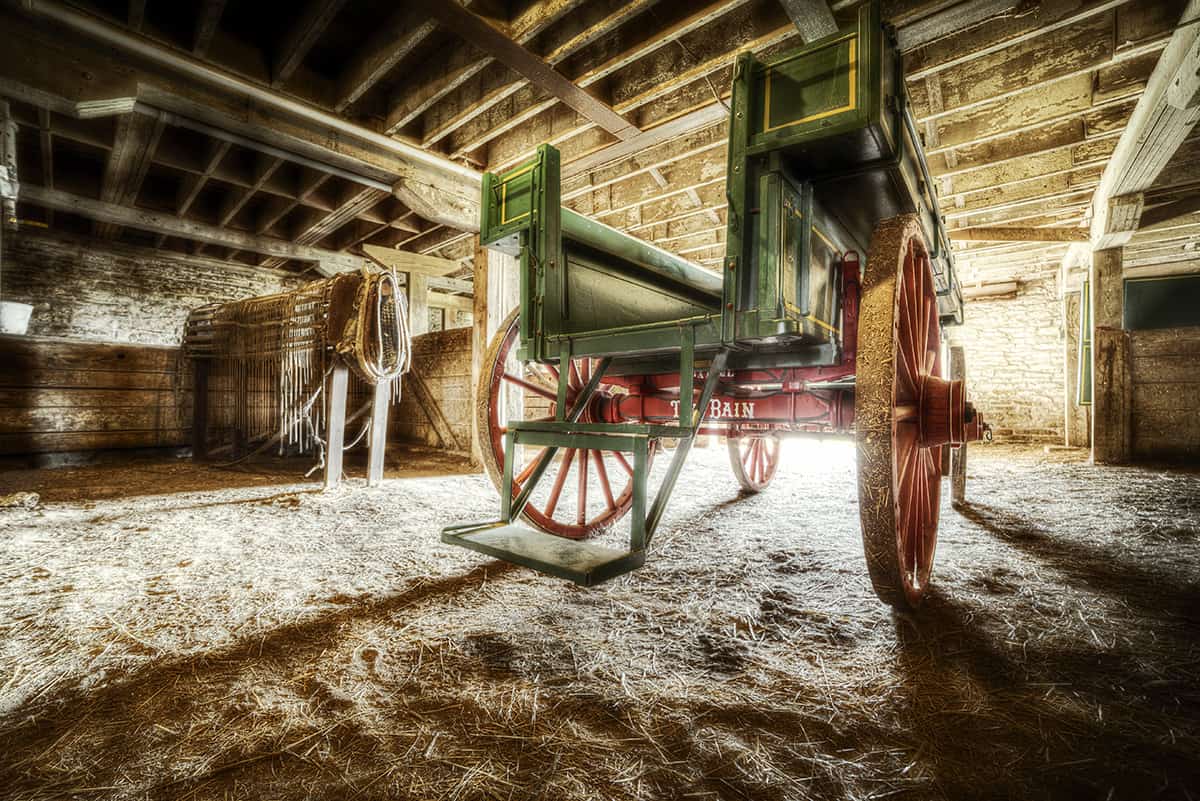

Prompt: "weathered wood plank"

[0,368,177,390]
[0,429,188,456]
[423,3,640,140]
[0,334,181,372]
[0,388,181,408]
[1129,326,1200,357]
[1091,326,1132,463]
[0,406,185,435]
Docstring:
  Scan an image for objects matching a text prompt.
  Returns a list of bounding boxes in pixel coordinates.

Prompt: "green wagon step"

[442,522,644,586]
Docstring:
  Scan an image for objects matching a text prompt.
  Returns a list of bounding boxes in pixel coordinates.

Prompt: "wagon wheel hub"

[912,375,971,449]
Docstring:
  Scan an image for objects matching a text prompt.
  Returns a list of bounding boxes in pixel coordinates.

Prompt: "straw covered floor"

[0,443,1197,800]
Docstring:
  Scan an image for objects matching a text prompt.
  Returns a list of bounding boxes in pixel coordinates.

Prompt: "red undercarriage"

[580,255,986,447]
[596,367,857,439]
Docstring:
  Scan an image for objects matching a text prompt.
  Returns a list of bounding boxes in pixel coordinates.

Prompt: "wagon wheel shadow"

[955,501,1200,627]
[889,583,1200,799]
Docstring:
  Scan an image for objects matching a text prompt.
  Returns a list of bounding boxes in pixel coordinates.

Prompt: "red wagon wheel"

[476,309,649,540]
[855,216,946,610]
[727,434,781,493]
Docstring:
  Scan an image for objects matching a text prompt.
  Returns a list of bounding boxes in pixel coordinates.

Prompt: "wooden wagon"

[444,2,989,609]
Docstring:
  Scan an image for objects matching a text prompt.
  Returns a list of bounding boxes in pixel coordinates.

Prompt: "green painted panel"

[756,34,857,137]
[560,246,719,336]
[1124,274,1200,330]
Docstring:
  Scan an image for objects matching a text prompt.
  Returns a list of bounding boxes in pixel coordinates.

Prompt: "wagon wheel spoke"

[502,371,558,402]
[544,447,576,518]
[576,449,589,526]
[729,435,780,493]
[515,451,544,485]
[593,450,616,511]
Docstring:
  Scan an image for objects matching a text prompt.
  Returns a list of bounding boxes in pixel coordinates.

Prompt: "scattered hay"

[0,444,1198,799]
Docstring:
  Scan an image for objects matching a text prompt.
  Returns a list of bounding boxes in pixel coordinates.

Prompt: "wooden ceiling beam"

[273,0,349,88]
[398,0,660,143]
[333,10,437,112]
[363,244,460,276]
[96,111,164,239]
[1092,0,1200,248]
[778,0,837,43]
[561,104,728,180]
[24,184,362,273]
[430,0,752,156]
[259,185,389,268]
[925,91,1145,156]
[912,35,1170,127]
[0,12,482,231]
[197,154,284,256]
[422,3,640,141]
[254,170,331,236]
[625,202,728,233]
[1141,195,1200,229]
[904,0,1137,82]
[193,0,228,58]
[948,226,1089,243]
[895,0,1020,52]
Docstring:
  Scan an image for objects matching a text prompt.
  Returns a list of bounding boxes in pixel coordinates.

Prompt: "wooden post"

[366,380,389,486]
[407,271,430,335]
[325,361,349,489]
[192,360,209,460]
[470,235,488,468]
[1091,248,1131,464]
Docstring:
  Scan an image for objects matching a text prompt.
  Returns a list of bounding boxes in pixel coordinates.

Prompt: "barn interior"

[0,1,1198,799]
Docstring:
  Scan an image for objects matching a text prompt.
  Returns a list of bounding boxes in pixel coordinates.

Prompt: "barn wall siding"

[1128,326,1200,463]
[392,328,473,453]
[3,228,304,346]
[948,277,1065,442]
[0,334,190,456]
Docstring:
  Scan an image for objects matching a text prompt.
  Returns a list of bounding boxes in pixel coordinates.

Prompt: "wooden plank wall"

[392,328,472,454]
[1128,326,1200,462]
[0,334,190,456]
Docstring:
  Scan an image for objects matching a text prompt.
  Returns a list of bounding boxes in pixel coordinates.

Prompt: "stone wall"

[3,228,303,345]
[947,277,1065,443]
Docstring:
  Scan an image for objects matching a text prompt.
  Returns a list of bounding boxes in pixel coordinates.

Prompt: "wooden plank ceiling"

[3,0,1196,292]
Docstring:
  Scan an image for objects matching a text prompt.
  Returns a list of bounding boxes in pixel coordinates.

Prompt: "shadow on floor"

[888,589,1200,800]
[0,445,480,504]
[958,501,1200,626]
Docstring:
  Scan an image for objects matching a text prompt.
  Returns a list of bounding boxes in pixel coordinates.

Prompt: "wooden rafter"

[334,9,437,112]
[421,3,640,141]
[24,184,362,274]
[193,0,227,57]
[96,112,164,239]
[778,0,837,43]
[273,0,349,88]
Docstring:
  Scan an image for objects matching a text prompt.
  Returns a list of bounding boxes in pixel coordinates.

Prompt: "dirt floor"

[0,441,1198,800]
